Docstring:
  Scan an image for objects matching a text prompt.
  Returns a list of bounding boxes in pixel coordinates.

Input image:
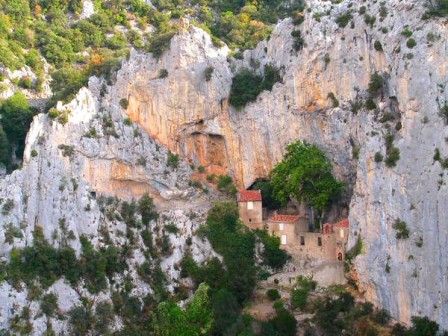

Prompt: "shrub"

[147,29,176,58]
[159,69,168,78]
[393,219,409,239]
[439,104,448,124]
[217,175,237,195]
[119,98,129,109]
[374,308,391,325]
[336,12,353,28]
[406,38,417,48]
[266,289,280,301]
[165,224,179,235]
[434,148,441,162]
[385,147,400,167]
[204,66,214,81]
[167,151,179,169]
[374,152,384,162]
[364,14,376,28]
[374,40,383,52]
[2,199,14,215]
[229,69,264,109]
[291,30,305,51]
[401,28,413,37]
[255,230,289,269]
[18,76,33,89]
[198,165,205,173]
[327,92,339,107]
[41,293,58,317]
[138,193,158,225]
[367,72,385,95]
[228,64,282,108]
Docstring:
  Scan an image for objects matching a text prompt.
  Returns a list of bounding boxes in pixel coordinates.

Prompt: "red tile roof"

[333,219,349,228]
[237,190,262,202]
[267,214,301,223]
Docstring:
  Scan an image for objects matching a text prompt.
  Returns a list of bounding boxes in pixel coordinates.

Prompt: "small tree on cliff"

[271,141,343,226]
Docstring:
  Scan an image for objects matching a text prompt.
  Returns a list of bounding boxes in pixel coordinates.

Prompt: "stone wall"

[238,200,263,230]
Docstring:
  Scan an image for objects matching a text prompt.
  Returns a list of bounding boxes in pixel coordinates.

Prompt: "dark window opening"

[249,218,252,222]
[318,237,322,246]
[90,191,97,199]
[300,236,305,246]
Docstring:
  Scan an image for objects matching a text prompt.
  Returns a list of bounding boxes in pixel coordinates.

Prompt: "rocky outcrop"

[0,79,217,332]
[109,0,448,328]
[0,0,447,331]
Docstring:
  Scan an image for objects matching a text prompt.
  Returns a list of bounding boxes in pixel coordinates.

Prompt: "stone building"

[266,214,309,245]
[237,189,349,261]
[237,190,263,229]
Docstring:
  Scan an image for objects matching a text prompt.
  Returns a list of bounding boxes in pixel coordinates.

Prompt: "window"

[318,237,322,246]
[247,201,254,210]
[249,219,252,222]
[300,236,305,246]
[279,223,284,230]
[281,235,287,245]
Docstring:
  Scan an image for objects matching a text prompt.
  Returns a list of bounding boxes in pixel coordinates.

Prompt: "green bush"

[119,98,129,109]
[392,219,409,239]
[424,0,448,17]
[401,28,413,37]
[147,29,176,58]
[374,40,383,52]
[374,152,384,162]
[336,12,353,28]
[266,289,280,301]
[327,92,339,107]
[159,69,168,78]
[18,76,33,89]
[291,30,305,51]
[367,72,385,95]
[41,293,58,317]
[255,229,289,269]
[406,38,417,48]
[217,175,237,195]
[229,65,282,109]
[229,68,264,109]
[167,151,179,169]
[204,66,214,81]
[0,93,37,169]
[365,98,377,110]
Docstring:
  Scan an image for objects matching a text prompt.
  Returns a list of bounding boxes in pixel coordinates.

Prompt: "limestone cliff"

[109,0,448,328]
[0,0,447,331]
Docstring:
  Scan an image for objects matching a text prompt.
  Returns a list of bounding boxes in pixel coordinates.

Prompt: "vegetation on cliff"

[271,140,343,221]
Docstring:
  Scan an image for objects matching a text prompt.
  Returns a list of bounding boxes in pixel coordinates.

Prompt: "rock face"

[110,0,448,328]
[0,0,447,331]
[0,78,217,332]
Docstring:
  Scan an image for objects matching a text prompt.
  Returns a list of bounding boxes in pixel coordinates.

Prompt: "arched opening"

[338,252,343,261]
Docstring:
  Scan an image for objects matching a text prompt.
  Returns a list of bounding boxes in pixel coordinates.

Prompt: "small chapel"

[237,190,349,261]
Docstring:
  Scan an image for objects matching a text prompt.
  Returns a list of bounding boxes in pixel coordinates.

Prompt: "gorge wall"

[0,0,447,331]
[110,0,448,328]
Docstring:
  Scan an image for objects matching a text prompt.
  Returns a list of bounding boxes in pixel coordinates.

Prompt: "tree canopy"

[271,140,343,211]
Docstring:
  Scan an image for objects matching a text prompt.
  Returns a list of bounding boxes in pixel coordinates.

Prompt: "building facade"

[237,189,349,261]
[237,190,263,230]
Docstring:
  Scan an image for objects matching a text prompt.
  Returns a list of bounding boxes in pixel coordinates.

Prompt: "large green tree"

[271,140,342,222]
[0,92,37,168]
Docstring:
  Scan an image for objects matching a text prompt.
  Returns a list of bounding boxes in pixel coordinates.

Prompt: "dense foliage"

[179,201,289,335]
[229,65,282,109]
[0,93,37,170]
[271,140,343,214]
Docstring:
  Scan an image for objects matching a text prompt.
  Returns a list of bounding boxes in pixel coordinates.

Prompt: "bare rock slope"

[0,0,447,331]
